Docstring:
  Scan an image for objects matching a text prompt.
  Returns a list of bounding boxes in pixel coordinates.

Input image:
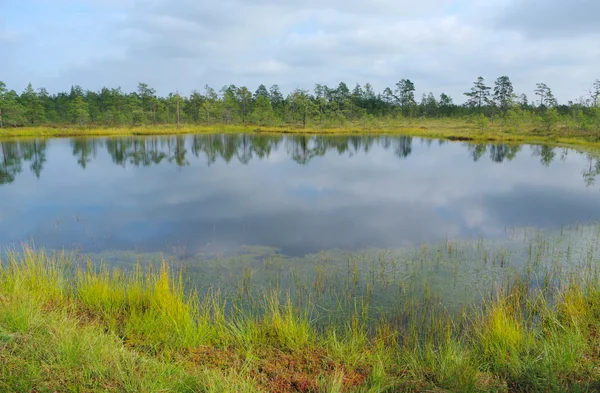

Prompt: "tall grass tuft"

[3,235,600,392]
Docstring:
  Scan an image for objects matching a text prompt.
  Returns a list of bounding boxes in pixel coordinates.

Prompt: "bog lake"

[2,134,600,319]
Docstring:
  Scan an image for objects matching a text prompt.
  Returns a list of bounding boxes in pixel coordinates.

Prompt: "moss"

[2,119,600,149]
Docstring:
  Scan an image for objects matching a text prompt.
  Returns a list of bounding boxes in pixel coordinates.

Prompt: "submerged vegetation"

[3,225,600,392]
[1,77,600,147]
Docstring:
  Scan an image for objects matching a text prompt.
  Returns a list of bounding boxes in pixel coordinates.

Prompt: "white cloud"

[1,0,598,102]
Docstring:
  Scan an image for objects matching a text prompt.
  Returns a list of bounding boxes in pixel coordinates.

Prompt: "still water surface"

[1,134,599,257]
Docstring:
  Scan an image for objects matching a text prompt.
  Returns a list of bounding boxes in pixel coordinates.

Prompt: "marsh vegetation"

[2,77,600,147]
[3,225,600,392]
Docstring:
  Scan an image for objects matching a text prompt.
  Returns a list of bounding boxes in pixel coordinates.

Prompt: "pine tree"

[464,77,491,110]
[493,76,514,113]
[395,79,416,116]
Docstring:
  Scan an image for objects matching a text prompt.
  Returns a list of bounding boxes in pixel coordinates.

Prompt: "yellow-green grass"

[2,117,600,149]
[2,247,600,392]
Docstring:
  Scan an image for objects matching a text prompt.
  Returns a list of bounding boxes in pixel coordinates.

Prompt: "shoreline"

[1,122,600,149]
[2,236,600,392]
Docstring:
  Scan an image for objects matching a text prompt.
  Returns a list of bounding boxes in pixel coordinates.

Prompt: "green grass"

[3,230,600,392]
[2,117,600,149]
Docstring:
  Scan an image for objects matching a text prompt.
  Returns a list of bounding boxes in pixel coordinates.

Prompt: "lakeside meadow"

[2,117,600,150]
[2,224,600,392]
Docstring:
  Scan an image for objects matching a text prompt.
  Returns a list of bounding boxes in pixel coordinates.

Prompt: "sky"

[1,0,599,103]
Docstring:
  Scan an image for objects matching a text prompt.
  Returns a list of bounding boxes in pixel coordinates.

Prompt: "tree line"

[1,77,599,129]
[2,135,599,185]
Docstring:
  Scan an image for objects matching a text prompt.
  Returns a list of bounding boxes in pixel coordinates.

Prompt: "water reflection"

[2,135,600,186]
[0,140,47,184]
[1,134,600,257]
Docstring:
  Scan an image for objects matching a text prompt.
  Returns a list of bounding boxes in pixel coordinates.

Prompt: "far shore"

[2,119,600,150]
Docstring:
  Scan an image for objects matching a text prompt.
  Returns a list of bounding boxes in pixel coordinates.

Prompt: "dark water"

[1,134,599,257]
